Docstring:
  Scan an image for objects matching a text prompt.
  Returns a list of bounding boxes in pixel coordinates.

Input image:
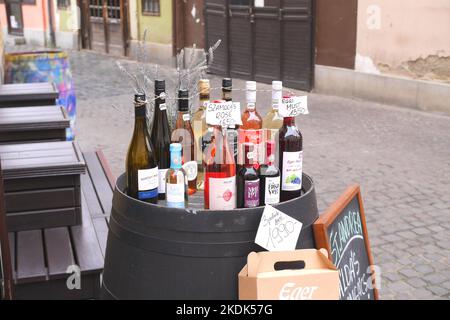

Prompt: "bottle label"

[166,183,185,204]
[183,113,191,121]
[138,167,159,191]
[209,176,236,210]
[282,151,303,191]
[227,129,238,159]
[182,161,198,181]
[158,168,169,193]
[159,103,167,111]
[264,176,280,204]
[137,167,159,200]
[244,179,260,208]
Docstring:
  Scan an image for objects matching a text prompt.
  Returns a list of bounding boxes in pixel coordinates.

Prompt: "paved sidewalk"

[69,50,450,300]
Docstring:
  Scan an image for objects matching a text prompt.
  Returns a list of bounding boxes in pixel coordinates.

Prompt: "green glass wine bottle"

[126,93,159,203]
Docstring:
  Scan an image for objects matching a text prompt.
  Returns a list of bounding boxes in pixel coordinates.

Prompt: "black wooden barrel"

[101,173,319,300]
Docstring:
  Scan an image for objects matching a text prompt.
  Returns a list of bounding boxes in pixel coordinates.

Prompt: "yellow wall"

[138,0,173,44]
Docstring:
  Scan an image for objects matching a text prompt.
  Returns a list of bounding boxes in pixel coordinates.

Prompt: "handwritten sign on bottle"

[255,205,303,252]
[206,101,242,127]
[279,96,309,117]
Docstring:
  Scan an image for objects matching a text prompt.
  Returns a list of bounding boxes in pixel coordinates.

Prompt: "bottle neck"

[170,151,182,169]
[283,117,296,126]
[272,90,282,110]
[222,90,232,102]
[246,90,256,110]
[134,103,146,118]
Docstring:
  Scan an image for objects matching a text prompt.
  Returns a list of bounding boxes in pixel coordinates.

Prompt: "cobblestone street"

[71,50,450,300]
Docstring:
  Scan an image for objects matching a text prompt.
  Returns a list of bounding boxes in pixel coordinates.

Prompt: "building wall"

[356,0,450,82]
[137,0,173,44]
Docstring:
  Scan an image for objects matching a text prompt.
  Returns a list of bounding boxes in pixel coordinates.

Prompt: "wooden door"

[80,0,129,56]
[229,0,252,80]
[204,0,229,76]
[204,0,314,91]
[5,0,23,36]
[174,0,205,54]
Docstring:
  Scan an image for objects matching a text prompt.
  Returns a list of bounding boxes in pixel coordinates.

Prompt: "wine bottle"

[126,93,159,204]
[192,79,211,190]
[279,98,303,202]
[237,143,260,208]
[204,125,236,210]
[263,81,283,141]
[239,81,263,166]
[171,89,197,195]
[222,78,238,164]
[165,143,188,208]
[150,79,171,200]
[259,140,280,205]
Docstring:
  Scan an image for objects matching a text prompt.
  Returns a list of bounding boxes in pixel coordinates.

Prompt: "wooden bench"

[1,150,113,300]
[0,83,58,107]
[0,106,70,144]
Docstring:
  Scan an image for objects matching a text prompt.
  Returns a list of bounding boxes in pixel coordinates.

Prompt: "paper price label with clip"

[206,101,242,127]
[279,96,309,117]
[255,205,303,252]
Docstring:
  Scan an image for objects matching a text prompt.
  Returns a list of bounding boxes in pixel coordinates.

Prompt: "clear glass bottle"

[263,81,284,141]
[259,140,280,205]
[192,79,211,190]
[172,89,197,195]
[204,125,236,210]
[222,78,238,164]
[126,93,159,204]
[165,143,188,208]
[239,81,263,166]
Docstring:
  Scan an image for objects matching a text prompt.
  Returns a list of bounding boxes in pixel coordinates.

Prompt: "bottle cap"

[246,81,256,91]
[272,81,282,91]
[199,79,210,95]
[170,143,182,152]
[222,78,232,90]
[155,79,165,92]
[134,93,146,103]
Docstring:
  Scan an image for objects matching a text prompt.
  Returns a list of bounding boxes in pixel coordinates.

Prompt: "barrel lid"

[0,141,86,179]
[0,105,70,132]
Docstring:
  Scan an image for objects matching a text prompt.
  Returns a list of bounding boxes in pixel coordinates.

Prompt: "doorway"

[5,0,24,36]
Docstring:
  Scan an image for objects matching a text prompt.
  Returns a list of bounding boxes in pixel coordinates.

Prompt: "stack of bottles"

[126,78,303,210]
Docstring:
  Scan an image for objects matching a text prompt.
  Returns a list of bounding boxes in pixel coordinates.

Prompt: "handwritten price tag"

[279,96,309,117]
[255,205,303,252]
[206,101,242,127]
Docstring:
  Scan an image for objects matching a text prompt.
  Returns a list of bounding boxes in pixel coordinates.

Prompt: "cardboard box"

[239,249,339,300]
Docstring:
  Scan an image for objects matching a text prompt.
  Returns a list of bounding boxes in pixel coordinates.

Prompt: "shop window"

[142,0,160,16]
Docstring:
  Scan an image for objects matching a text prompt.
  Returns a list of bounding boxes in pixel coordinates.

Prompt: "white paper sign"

[255,205,303,252]
[206,101,242,127]
[279,96,309,117]
[255,0,265,7]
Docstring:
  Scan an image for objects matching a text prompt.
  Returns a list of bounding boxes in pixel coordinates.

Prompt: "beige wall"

[356,0,450,82]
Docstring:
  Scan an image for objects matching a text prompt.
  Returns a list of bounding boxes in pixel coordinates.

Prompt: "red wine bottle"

[237,143,260,208]
[279,97,303,202]
[150,80,171,200]
[204,126,236,210]
[259,140,280,205]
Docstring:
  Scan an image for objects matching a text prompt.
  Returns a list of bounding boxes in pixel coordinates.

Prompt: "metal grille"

[89,0,121,20]
[142,0,160,14]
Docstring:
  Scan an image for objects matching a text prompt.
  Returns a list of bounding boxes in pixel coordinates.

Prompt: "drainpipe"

[42,0,48,47]
[47,0,56,47]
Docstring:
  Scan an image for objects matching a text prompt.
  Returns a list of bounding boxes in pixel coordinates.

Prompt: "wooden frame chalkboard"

[0,160,14,300]
[313,185,379,300]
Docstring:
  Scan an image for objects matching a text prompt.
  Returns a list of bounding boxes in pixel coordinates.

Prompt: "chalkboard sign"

[313,185,378,300]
